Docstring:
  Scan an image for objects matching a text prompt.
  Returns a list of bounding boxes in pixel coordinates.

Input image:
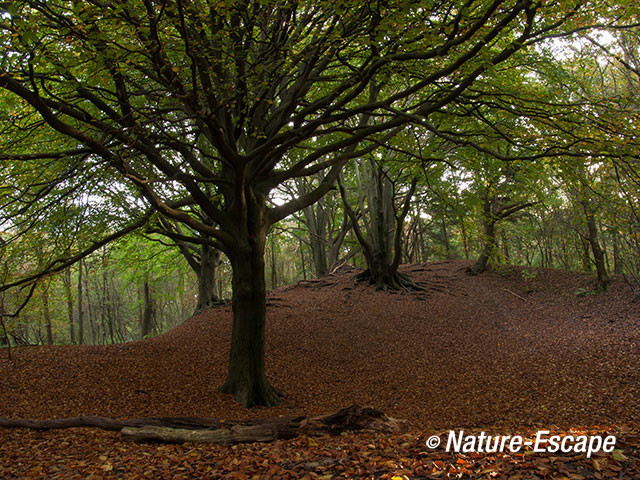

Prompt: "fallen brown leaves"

[1,260,639,478]
[1,426,639,479]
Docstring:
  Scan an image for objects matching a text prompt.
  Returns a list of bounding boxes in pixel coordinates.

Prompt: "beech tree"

[339,155,420,290]
[0,1,624,406]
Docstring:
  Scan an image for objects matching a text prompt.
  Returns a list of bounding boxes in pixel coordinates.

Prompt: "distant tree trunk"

[42,283,53,345]
[0,293,11,360]
[299,240,307,280]
[472,213,496,274]
[440,215,450,259]
[77,261,84,345]
[298,178,353,278]
[501,229,511,264]
[581,200,609,290]
[270,236,277,290]
[195,243,222,312]
[101,252,114,345]
[154,218,222,313]
[63,269,75,344]
[580,236,592,272]
[612,231,623,275]
[303,202,329,277]
[141,278,154,339]
[470,196,533,274]
[84,261,96,344]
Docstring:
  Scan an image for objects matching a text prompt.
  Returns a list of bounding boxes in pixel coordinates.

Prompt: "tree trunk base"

[355,269,424,292]
[194,298,225,314]
[0,405,406,445]
[218,376,284,408]
[467,258,489,275]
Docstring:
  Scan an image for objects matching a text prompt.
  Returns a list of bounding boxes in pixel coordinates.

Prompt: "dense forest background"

[2,148,639,346]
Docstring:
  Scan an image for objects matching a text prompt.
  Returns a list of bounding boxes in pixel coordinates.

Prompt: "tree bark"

[219,202,282,407]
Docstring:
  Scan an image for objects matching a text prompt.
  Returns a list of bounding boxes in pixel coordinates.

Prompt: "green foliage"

[575,287,597,297]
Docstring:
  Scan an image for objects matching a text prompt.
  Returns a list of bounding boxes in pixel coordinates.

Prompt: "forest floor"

[1,260,639,479]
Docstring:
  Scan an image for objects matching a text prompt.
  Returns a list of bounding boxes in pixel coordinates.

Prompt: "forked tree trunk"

[219,218,281,407]
[470,197,533,275]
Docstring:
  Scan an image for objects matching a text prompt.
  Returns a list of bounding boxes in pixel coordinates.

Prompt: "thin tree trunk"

[582,202,609,290]
[299,239,307,281]
[612,230,623,275]
[84,261,96,345]
[77,261,84,345]
[0,293,11,361]
[63,268,75,344]
[441,215,450,259]
[42,282,53,345]
[270,236,277,289]
[141,277,154,339]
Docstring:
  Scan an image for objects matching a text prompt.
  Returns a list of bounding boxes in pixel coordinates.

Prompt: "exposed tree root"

[193,298,227,314]
[355,269,425,292]
[0,405,406,445]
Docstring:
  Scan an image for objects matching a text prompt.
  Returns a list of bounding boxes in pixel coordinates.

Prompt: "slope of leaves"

[1,260,639,478]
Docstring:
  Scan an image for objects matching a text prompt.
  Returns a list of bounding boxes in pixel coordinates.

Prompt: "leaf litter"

[1,260,639,478]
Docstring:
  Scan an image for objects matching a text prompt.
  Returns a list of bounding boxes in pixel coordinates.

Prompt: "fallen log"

[121,423,280,444]
[0,405,405,445]
[0,415,237,431]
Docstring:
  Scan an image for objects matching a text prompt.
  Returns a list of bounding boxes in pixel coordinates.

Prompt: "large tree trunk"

[219,213,281,407]
[195,244,222,312]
